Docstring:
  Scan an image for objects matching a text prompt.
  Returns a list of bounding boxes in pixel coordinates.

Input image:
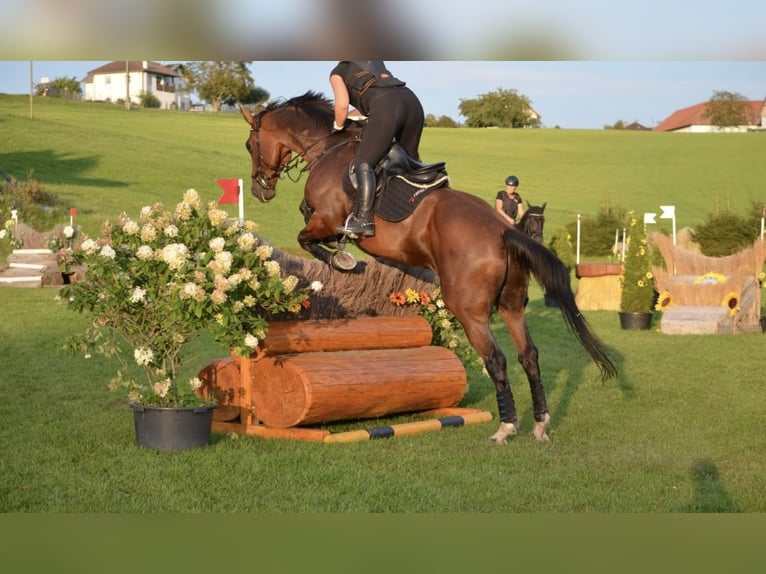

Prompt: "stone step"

[0,275,43,287]
[13,248,53,255]
[9,262,47,271]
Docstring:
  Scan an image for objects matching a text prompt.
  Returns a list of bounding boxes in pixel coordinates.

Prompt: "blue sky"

[1,60,764,129]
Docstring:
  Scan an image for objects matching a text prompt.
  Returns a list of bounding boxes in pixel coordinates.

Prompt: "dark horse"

[518,202,546,244]
[241,92,616,444]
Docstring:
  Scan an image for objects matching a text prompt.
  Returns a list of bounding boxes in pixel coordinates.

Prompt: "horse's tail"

[503,228,617,380]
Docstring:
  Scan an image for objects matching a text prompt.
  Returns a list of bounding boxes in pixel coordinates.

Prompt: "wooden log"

[197,357,241,422]
[251,346,466,428]
[258,316,433,356]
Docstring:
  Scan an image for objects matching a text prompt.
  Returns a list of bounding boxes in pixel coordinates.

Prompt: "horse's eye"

[245,142,251,152]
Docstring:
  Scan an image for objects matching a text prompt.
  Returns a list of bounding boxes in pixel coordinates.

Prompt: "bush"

[0,172,64,234]
[138,92,161,108]
[566,200,628,257]
[693,206,762,257]
[548,226,575,270]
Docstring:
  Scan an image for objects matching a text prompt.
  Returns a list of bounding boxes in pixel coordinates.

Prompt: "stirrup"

[336,215,375,238]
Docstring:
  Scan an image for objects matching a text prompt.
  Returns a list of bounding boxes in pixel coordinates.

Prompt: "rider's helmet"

[505,175,519,187]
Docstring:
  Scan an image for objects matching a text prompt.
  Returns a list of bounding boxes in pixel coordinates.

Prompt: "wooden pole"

[29,61,34,120]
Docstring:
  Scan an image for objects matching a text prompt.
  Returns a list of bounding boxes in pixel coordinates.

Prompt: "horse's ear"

[542,202,547,210]
[239,105,254,126]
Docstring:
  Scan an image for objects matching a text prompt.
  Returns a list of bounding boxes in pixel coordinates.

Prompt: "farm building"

[82,61,190,110]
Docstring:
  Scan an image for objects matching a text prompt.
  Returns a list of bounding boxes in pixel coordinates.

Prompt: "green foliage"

[692,209,760,256]
[548,226,575,270]
[182,61,256,111]
[425,113,459,128]
[458,87,540,128]
[703,90,756,128]
[0,172,64,233]
[138,91,161,108]
[604,119,626,130]
[36,76,82,98]
[619,212,655,313]
[566,200,628,257]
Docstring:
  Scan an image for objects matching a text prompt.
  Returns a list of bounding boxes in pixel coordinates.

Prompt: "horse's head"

[520,202,546,243]
[240,105,292,203]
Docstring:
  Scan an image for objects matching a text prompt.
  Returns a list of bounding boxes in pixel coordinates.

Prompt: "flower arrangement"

[47,224,80,273]
[619,211,655,313]
[693,271,727,285]
[61,189,319,408]
[1,218,23,249]
[389,287,482,372]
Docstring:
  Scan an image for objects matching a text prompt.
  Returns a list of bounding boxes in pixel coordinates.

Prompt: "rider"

[329,61,425,237]
[495,175,525,227]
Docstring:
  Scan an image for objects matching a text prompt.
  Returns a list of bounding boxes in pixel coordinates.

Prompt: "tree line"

[38,63,762,130]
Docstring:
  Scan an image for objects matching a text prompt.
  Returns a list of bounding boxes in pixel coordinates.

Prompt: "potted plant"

[618,211,655,330]
[61,188,319,451]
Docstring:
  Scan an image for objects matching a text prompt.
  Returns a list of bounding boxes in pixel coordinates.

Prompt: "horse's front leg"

[298,218,357,272]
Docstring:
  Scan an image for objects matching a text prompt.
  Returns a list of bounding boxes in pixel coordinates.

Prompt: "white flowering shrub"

[61,189,317,407]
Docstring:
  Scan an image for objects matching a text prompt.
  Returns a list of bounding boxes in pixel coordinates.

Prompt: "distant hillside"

[2,95,765,251]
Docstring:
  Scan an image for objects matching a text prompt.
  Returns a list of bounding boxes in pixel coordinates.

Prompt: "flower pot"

[618,311,653,330]
[130,402,216,452]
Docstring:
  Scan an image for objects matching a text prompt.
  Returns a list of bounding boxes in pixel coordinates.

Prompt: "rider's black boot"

[337,163,376,238]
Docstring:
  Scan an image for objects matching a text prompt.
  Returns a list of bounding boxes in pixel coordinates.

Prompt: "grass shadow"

[0,149,128,189]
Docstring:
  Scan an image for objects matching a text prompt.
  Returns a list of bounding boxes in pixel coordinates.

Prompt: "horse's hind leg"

[497,306,550,442]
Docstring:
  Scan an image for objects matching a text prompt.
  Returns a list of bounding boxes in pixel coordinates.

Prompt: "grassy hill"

[2,94,765,253]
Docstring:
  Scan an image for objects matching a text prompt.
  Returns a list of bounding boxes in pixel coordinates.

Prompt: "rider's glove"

[332,120,345,133]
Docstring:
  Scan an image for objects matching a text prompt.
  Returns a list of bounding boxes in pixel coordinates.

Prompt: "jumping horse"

[241,92,616,444]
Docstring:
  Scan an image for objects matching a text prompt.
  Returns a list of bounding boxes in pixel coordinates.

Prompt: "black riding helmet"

[505,175,519,187]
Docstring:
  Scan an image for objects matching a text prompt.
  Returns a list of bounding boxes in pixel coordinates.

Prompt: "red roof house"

[654,100,765,132]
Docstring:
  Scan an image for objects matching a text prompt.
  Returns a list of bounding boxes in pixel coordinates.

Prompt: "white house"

[82,61,191,110]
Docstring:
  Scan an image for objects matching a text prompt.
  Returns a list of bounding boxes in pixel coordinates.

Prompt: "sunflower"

[722,291,740,316]
[694,271,727,285]
[655,290,673,312]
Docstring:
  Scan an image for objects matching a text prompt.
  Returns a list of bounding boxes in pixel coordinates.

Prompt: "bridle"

[248,107,359,192]
[520,209,545,243]
[248,110,299,192]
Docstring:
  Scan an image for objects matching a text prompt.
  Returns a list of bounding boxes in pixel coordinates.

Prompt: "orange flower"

[419,291,431,305]
[389,292,407,306]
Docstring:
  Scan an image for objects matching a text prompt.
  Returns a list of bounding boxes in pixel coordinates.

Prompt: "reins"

[250,107,359,187]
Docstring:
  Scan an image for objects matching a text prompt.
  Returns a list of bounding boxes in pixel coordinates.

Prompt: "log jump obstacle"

[197,316,491,442]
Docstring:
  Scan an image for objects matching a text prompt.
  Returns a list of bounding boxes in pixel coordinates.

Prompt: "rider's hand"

[332,120,345,133]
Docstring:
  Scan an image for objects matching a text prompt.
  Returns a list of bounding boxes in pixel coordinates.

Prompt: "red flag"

[217,179,240,204]
[69,207,77,217]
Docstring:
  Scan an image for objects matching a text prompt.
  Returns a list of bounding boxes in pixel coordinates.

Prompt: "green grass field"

[1,95,765,513]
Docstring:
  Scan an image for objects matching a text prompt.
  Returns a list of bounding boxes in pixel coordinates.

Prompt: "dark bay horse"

[518,202,546,244]
[241,92,616,444]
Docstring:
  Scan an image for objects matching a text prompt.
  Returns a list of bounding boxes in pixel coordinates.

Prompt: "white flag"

[660,205,676,219]
[644,212,657,224]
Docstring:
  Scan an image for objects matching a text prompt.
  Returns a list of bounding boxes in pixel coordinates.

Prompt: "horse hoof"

[488,422,517,445]
[331,251,357,271]
[532,413,551,442]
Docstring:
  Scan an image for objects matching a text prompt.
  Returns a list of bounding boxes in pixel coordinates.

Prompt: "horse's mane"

[264,91,335,129]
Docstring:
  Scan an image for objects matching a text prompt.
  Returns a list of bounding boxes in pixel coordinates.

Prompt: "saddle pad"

[342,171,445,223]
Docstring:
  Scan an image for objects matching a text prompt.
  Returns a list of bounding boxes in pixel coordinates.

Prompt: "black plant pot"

[130,403,216,452]
[618,311,653,330]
